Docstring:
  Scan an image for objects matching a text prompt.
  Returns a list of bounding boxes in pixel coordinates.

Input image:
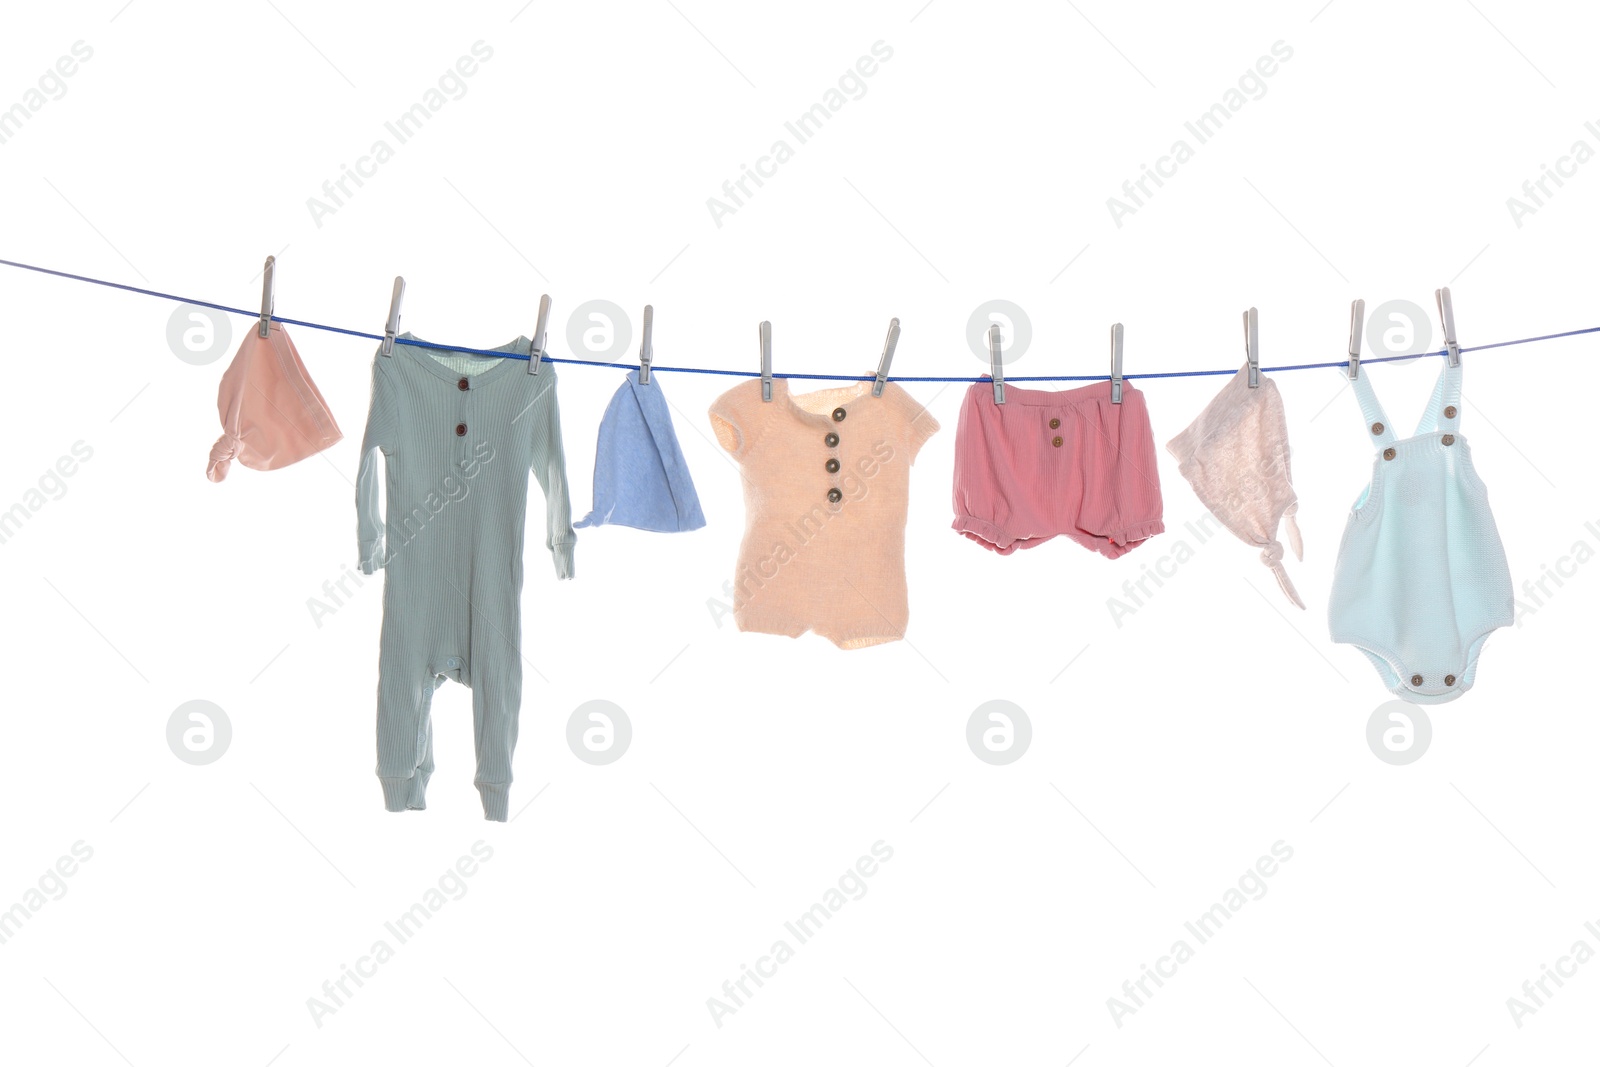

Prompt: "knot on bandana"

[207,433,241,482]
[1258,538,1305,608]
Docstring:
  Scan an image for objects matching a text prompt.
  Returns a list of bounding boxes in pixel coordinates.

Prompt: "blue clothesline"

[4,255,1597,382]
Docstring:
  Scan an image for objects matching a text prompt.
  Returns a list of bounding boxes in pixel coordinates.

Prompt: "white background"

[1,1,1596,1064]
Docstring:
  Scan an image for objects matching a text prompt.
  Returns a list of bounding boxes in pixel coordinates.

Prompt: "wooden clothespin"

[258,256,275,338]
[1435,287,1460,367]
[1110,322,1124,404]
[872,317,900,397]
[380,276,405,356]
[638,305,654,385]
[1243,306,1260,388]
[989,322,1005,404]
[759,320,773,401]
[529,294,551,375]
[1347,299,1365,380]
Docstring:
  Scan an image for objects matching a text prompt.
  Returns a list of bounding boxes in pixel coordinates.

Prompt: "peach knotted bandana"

[1166,364,1304,607]
[208,323,342,481]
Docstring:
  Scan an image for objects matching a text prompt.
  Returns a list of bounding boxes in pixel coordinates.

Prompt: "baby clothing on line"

[708,376,939,649]
[1166,363,1305,607]
[575,373,705,533]
[207,322,342,481]
[952,379,1164,557]
[1327,355,1512,703]
[356,333,575,820]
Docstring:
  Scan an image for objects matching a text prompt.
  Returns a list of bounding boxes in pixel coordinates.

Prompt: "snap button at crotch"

[1406,671,1458,692]
[436,656,465,682]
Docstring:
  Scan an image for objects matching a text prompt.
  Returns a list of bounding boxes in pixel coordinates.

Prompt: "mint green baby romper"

[1327,355,1513,704]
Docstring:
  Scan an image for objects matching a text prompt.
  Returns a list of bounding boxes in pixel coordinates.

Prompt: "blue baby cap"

[574,373,707,532]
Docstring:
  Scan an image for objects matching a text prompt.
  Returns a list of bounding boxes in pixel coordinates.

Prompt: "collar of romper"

[393,332,533,387]
[777,376,876,423]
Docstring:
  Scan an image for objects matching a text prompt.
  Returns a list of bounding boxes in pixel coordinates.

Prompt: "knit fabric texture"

[708,377,939,649]
[575,373,706,533]
[207,322,342,481]
[1328,357,1513,703]
[356,333,575,819]
[1166,364,1305,607]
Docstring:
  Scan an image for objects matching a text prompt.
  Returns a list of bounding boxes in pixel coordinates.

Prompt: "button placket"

[824,424,843,504]
[455,377,472,463]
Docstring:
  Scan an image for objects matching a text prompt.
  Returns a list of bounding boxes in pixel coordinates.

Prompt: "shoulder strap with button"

[1349,366,1397,451]
[1414,356,1463,437]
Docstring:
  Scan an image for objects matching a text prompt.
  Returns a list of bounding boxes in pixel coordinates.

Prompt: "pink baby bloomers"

[951,379,1164,558]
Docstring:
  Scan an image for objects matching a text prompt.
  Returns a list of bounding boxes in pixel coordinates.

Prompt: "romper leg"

[375,642,439,811]
[469,647,522,822]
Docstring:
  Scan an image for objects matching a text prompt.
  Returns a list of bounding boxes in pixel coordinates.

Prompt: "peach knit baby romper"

[709,378,939,649]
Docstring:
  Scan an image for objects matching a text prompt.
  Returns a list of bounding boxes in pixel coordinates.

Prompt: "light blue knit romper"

[357,334,575,819]
[1327,356,1512,704]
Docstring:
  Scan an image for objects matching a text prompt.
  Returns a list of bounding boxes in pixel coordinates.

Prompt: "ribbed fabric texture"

[708,378,938,649]
[1328,357,1513,703]
[357,333,575,819]
[951,379,1164,558]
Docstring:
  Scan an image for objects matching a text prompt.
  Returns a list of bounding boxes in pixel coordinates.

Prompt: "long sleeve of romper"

[530,372,576,580]
[356,358,395,575]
